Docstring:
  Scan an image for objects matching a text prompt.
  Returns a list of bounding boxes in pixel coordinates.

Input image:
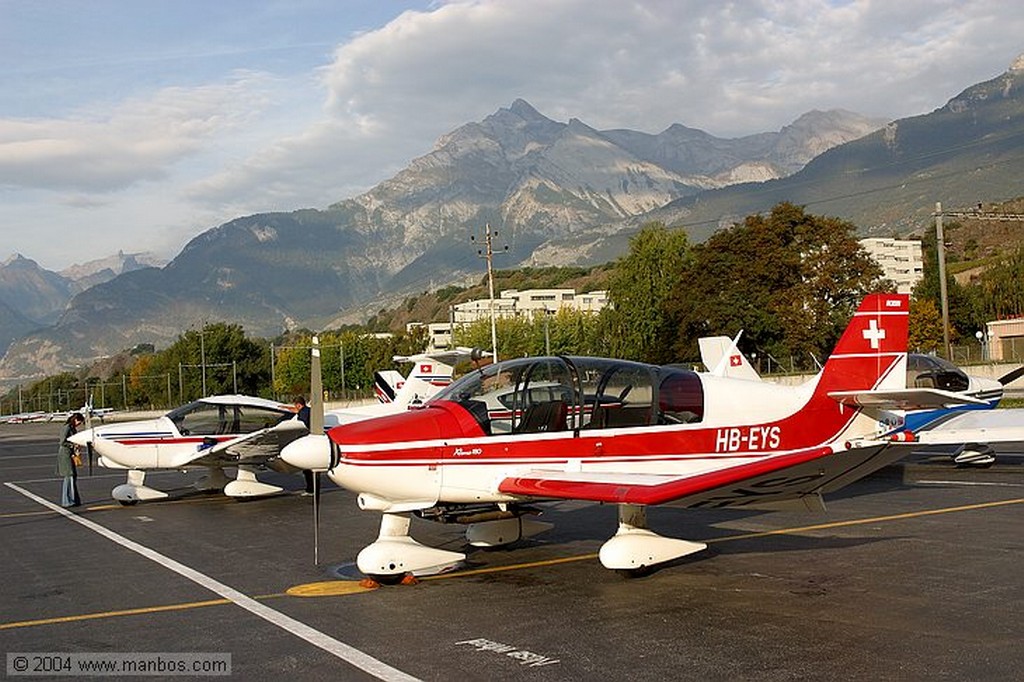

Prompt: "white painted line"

[7,474,129,484]
[4,482,420,682]
[917,480,1024,488]
[9,470,199,484]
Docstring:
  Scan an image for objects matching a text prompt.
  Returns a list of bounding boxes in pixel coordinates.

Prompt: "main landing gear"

[599,504,706,577]
[112,466,284,505]
[356,510,553,582]
[356,503,708,583]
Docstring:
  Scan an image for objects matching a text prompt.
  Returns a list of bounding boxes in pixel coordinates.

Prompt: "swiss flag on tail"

[817,293,909,395]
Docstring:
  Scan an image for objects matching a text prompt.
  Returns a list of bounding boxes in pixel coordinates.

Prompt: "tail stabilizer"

[699,332,761,381]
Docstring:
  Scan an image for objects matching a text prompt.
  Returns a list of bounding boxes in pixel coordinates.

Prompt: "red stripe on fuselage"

[498,446,833,505]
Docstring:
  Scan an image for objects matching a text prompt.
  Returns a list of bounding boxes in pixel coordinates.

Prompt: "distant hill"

[0,255,75,326]
[528,55,1024,266]
[0,297,39,359]
[60,251,166,291]
[1,101,880,377]
[653,55,1024,240]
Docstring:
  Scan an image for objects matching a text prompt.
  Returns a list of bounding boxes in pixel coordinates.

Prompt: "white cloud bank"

[2,0,1023,269]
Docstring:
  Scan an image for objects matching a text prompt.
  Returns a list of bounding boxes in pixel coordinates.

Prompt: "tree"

[602,222,691,363]
[914,224,982,344]
[908,297,945,353]
[453,309,604,358]
[668,202,885,368]
[973,246,1024,321]
[146,323,270,402]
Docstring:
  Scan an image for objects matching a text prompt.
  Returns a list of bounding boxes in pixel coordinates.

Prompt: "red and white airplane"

[327,346,489,425]
[281,293,1024,580]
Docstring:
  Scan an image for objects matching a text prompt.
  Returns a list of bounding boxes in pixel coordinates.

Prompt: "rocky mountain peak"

[1,98,913,376]
[507,98,546,120]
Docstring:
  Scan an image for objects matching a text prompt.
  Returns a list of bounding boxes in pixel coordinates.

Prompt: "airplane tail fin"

[815,293,909,398]
[374,358,457,407]
[373,370,405,404]
[699,332,761,381]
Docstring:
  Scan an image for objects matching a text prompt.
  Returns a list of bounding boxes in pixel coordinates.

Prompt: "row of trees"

[5,323,429,412]
[453,202,890,369]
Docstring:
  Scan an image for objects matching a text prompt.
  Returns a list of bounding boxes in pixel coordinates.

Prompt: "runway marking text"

[455,638,560,668]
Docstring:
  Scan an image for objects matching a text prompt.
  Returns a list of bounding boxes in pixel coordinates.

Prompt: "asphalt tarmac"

[2,422,1022,681]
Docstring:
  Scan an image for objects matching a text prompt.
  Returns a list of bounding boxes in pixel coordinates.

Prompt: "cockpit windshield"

[429,356,705,435]
[166,400,292,436]
[907,353,969,392]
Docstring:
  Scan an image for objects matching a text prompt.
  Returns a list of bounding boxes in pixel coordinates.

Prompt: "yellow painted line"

[421,552,601,580]
[287,582,380,597]
[0,509,58,519]
[0,592,288,631]
[0,599,232,630]
[85,497,229,512]
[703,496,1024,544]
[12,497,1023,629]
[285,496,1024,592]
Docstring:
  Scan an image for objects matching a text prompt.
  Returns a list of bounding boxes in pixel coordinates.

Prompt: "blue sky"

[2,0,1023,270]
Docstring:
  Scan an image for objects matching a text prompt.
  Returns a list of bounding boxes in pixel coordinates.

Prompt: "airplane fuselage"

[327,354,893,512]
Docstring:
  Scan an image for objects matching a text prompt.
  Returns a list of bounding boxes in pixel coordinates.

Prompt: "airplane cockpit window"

[235,405,295,432]
[168,401,292,436]
[430,359,526,434]
[434,356,702,435]
[168,402,230,436]
[430,357,577,434]
[510,358,575,434]
[907,353,969,392]
[656,369,704,424]
[574,358,656,429]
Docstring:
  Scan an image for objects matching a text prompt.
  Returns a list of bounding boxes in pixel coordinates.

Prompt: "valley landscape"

[3,56,1024,381]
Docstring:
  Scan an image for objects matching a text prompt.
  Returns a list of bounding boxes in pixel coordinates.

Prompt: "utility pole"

[472,224,507,363]
[199,326,207,396]
[934,202,952,360]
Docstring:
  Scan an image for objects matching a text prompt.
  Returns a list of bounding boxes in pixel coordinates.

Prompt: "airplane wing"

[913,407,1024,446]
[828,388,989,410]
[184,419,309,468]
[498,442,906,509]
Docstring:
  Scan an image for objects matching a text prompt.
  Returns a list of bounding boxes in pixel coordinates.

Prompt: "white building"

[413,288,609,352]
[859,238,924,294]
[452,288,609,323]
[985,318,1024,362]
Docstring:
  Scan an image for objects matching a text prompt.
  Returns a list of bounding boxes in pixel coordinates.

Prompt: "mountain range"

[4,54,1024,379]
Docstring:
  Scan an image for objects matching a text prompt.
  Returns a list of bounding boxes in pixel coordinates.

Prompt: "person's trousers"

[61,474,80,507]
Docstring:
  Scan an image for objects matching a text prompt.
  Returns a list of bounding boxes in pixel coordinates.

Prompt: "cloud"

[7,0,1024,271]
[0,71,275,193]
[188,0,1024,213]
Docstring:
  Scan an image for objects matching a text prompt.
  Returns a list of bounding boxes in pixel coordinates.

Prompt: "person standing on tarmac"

[56,412,85,507]
[293,396,316,495]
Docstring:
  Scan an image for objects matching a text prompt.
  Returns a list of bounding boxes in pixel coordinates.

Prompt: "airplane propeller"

[309,334,325,565]
[997,365,1024,386]
[83,393,94,477]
